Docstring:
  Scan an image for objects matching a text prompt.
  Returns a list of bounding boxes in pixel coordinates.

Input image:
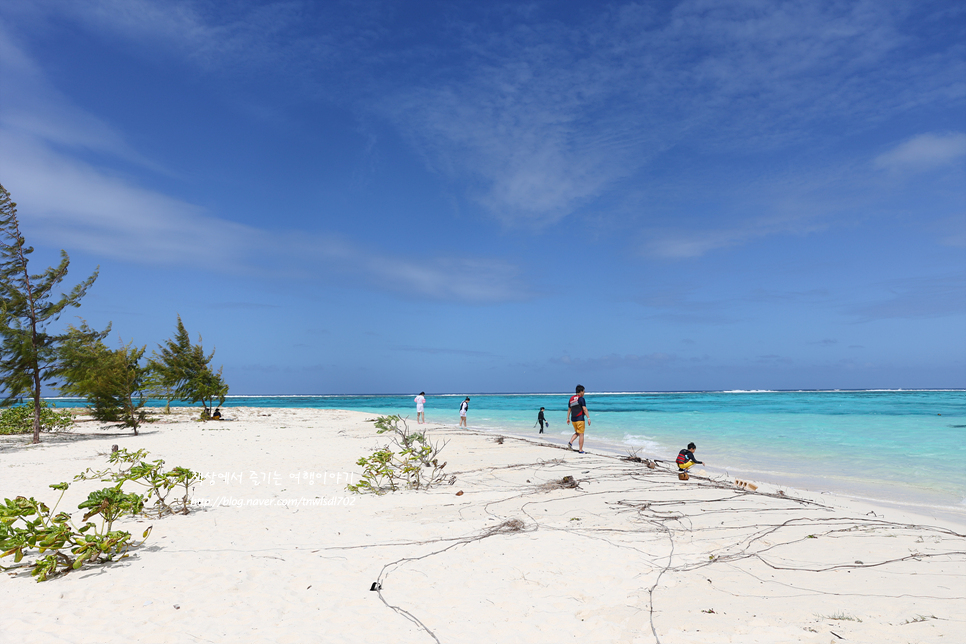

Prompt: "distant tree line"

[0,184,228,442]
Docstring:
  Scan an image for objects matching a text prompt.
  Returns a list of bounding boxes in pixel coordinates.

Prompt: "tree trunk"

[32,372,41,444]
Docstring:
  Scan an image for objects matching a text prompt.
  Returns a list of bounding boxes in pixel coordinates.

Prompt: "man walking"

[567,385,590,453]
[537,407,546,434]
[459,397,469,427]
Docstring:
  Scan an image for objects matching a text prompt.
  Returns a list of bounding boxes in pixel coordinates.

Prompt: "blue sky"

[1,0,963,394]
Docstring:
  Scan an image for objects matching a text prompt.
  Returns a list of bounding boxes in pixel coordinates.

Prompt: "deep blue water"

[49,390,965,509]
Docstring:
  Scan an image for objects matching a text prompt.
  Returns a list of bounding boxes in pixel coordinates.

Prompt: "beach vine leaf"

[1,449,202,581]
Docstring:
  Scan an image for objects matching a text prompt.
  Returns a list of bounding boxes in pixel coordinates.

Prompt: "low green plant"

[820,612,862,622]
[0,482,148,581]
[0,449,202,581]
[348,415,448,494]
[0,401,72,435]
[74,448,202,517]
[900,615,936,624]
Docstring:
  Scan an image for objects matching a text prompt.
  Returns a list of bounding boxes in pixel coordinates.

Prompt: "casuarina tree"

[0,184,98,443]
[59,320,149,434]
[149,316,228,419]
[146,315,192,414]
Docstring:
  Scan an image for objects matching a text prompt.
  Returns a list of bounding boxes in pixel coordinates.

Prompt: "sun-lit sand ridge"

[2,407,963,644]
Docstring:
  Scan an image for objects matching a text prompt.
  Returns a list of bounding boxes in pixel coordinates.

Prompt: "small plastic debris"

[370,582,382,591]
[173,604,180,610]
[456,490,464,496]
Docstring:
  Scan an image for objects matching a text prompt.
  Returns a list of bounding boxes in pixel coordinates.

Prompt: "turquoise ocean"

[53,390,965,511]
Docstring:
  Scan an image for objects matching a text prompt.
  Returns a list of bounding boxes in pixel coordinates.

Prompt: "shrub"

[0,482,147,581]
[0,401,73,435]
[58,322,149,434]
[74,448,202,517]
[0,449,202,581]
[348,415,448,494]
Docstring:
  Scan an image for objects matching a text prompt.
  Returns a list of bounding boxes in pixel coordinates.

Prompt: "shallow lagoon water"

[52,390,965,509]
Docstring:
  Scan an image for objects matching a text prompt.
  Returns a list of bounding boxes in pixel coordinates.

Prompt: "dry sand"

[1,407,964,643]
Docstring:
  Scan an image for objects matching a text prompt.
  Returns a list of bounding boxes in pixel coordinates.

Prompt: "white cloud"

[0,29,161,171]
[5,0,964,251]
[1,124,528,301]
[376,0,962,226]
[0,33,527,303]
[1,129,255,269]
[639,211,830,259]
[847,272,966,322]
[874,132,966,172]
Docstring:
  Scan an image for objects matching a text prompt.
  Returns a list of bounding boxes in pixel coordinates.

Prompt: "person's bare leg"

[578,432,585,451]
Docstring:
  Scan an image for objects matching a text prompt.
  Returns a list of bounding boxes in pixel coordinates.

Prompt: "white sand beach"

[2,408,964,643]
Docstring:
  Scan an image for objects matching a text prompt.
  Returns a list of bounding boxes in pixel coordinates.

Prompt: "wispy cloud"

[375,0,963,226]
[634,284,831,324]
[21,0,958,231]
[0,29,165,172]
[5,1,964,254]
[847,272,966,322]
[9,0,314,72]
[550,352,680,370]
[391,346,494,357]
[874,132,966,172]
[755,354,793,365]
[0,35,529,303]
[639,215,829,260]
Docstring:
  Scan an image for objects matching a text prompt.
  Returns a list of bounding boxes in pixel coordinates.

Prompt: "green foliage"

[145,316,190,413]
[348,415,449,494]
[0,400,72,435]
[75,448,202,517]
[0,449,202,582]
[0,484,145,582]
[148,316,228,418]
[190,364,229,420]
[0,184,99,443]
[59,321,149,433]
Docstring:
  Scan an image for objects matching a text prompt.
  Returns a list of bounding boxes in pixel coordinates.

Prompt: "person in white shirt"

[459,397,469,427]
[415,392,426,424]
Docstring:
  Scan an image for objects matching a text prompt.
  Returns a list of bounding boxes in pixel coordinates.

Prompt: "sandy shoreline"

[2,407,964,643]
[482,423,966,526]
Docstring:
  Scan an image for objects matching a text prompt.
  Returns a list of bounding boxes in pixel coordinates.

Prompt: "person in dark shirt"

[567,385,590,453]
[537,407,546,434]
[212,408,222,420]
[676,442,703,471]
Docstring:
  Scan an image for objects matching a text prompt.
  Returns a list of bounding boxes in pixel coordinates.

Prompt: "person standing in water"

[567,385,590,453]
[414,392,426,424]
[459,397,469,427]
[537,407,546,434]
